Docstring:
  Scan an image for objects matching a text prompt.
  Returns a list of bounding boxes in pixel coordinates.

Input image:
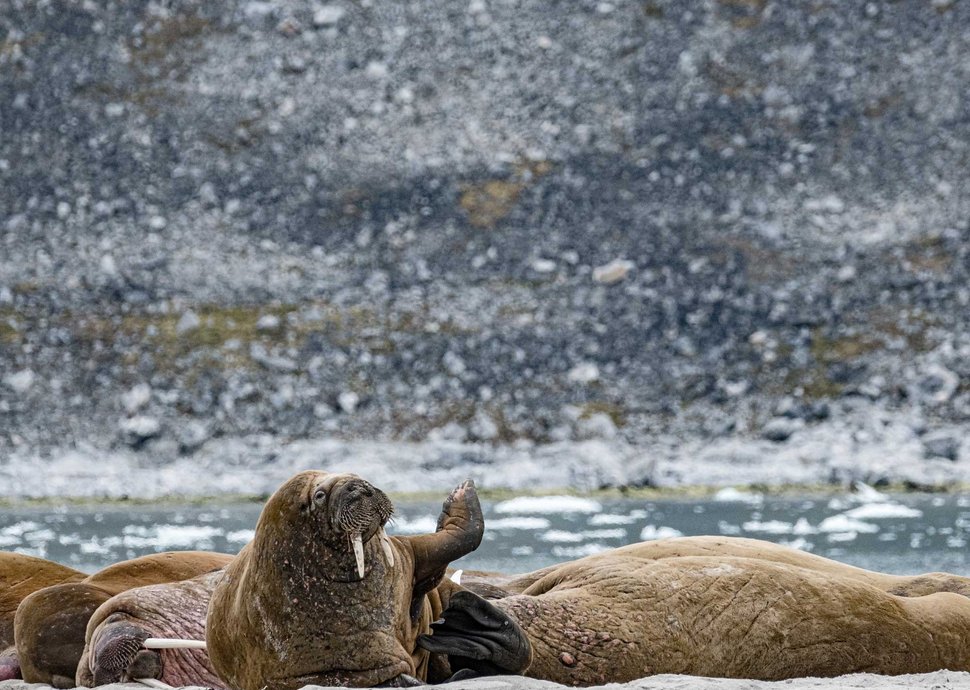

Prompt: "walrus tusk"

[143,638,207,650]
[450,569,463,585]
[379,527,394,567]
[353,533,366,578]
[135,678,175,690]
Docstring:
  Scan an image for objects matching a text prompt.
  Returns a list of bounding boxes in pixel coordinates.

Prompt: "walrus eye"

[313,489,326,504]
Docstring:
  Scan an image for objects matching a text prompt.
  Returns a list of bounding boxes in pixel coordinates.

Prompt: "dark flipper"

[416,591,532,677]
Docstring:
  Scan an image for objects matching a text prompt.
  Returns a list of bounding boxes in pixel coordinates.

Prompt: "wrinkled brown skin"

[447,537,970,685]
[0,553,86,680]
[206,471,483,690]
[16,550,233,688]
[76,570,227,689]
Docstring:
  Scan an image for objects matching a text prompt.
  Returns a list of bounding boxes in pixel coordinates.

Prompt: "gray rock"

[176,310,201,335]
[312,5,346,27]
[122,383,152,414]
[923,433,960,462]
[3,369,35,394]
[119,416,161,447]
[761,417,803,443]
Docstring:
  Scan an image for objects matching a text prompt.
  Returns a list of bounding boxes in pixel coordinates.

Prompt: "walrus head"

[307,474,396,580]
[15,583,115,688]
[207,472,485,690]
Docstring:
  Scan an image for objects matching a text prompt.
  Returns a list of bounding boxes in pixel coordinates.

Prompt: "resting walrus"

[206,471,484,690]
[75,570,226,689]
[15,550,233,687]
[0,553,86,680]
[421,536,970,685]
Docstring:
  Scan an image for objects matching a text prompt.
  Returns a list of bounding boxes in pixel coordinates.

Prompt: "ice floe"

[817,515,879,534]
[494,496,603,514]
[639,525,684,540]
[842,503,923,519]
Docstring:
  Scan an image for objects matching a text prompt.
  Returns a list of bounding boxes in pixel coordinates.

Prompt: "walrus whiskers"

[352,533,366,578]
[142,638,207,650]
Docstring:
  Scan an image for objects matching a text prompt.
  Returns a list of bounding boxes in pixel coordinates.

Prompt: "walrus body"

[0,553,86,680]
[75,570,226,688]
[16,551,233,687]
[422,536,970,685]
[207,472,483,690]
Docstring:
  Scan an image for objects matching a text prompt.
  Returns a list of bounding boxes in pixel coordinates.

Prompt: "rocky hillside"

[1,0,968,496]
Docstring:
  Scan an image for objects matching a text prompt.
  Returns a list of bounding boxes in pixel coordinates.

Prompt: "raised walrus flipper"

[417,590,532,679]
[408,481,485,607]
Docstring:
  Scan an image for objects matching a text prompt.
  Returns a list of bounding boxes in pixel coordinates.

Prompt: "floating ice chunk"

[582,529,627,540]
[1,521,43,536]
[718,521,741,535]
[817,515,879,534]
[779,537,813,551]
[826,531,858,543]
[741,520,793,534]
[588,513,638,526]
[639,525,683,541]
[121,525,224,548]
[851,482,886,504]
[713,488,763,505]
[488,517,551,530]
[494,496,602,514]
[540,530,585,543]
[792,517,816,535]
[842,503,922,519]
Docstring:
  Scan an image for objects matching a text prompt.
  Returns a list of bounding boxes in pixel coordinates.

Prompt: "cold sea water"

[3,489,970,576]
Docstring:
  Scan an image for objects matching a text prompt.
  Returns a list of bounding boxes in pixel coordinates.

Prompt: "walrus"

[75,570,226,689]
[16,550,233,687]
[206,471,484,690]
[420,536,970,685]
[0,553,86,680]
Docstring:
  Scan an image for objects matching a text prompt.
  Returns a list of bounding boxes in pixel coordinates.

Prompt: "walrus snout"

[90,622,161,685]
[328,477,396,579]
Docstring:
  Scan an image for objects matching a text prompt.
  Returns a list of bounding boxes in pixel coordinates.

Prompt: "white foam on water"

[510,545,534,555]
[487,517,551,530]
[494,495,603,514]
[717,520,742,535]
[741,520,794,534]
[817,514,880,534]
[842,503,923,519]
[0,535,21,547]
[639,525,683,540]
